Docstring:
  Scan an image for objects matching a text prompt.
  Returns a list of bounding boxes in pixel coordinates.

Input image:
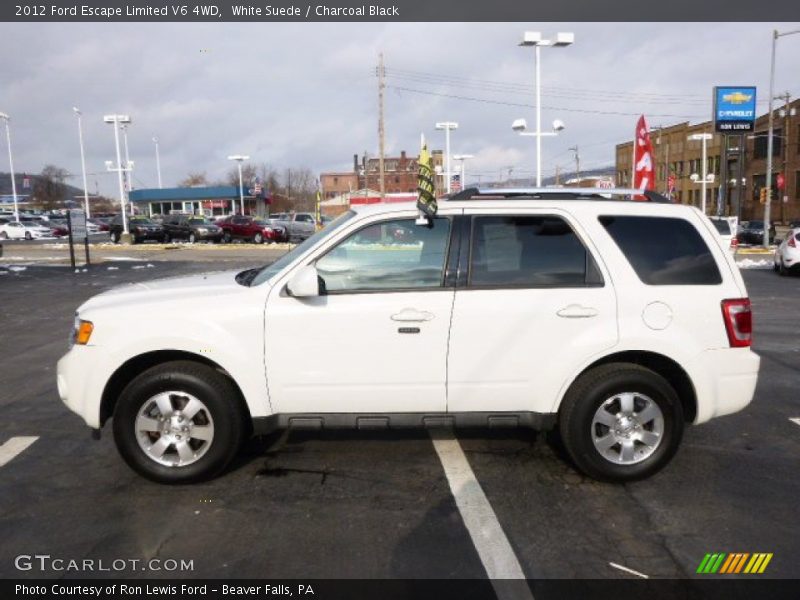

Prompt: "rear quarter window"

[599,215,722,285]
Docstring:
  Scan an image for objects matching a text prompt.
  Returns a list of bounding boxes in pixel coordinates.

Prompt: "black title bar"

[2,0,800,22]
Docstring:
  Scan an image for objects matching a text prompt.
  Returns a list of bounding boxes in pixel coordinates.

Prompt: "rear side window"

[599,216,722,285]
[468,216,603,287]
[710,219,731,235]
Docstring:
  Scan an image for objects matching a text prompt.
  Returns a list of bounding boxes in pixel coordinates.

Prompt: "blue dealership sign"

[713,86,757,132]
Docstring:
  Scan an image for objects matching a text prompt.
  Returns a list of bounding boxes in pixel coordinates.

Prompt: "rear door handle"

[391,308,435,322]
[557,304,599,319]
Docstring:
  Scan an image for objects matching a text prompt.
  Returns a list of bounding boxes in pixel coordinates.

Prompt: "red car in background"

[217,215,288,244]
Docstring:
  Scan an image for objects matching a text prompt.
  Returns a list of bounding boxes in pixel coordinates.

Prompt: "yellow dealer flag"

[416,134,437,217]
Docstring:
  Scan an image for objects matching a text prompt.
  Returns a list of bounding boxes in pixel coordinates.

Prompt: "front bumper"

[687,348,760,424]
[57,346,102,428]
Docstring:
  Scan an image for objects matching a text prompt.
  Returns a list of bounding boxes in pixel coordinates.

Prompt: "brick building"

[616,98,800,222]
[320,150,446,200]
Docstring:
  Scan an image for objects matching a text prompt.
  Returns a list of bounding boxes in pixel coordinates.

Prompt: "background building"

[616,98,800,222]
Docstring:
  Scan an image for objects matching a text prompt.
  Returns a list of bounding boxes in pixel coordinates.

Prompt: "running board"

[252,411,556,435]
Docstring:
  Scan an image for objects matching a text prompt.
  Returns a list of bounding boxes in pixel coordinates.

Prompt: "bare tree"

[32,165,70,210]
[179,172,208,187]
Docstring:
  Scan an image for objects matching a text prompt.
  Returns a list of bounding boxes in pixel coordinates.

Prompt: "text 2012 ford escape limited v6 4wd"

[57,188,760,484]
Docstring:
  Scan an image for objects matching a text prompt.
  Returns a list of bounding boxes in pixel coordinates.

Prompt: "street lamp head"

[552,119,566,132]
[72,107,81,115]
[227,155,250,162]
[103,114,131,124]
[512,118,528,132]
[690,173,700,183]
[553,32,575,47]
[0,112,9,121]
[105,160,115,169]
[520,31,543,46]
[435,122,458,130]
[453,154,474,161]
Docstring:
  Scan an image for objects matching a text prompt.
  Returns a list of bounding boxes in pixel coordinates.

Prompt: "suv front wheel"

[112,361,247,484]
[559,363,684,482]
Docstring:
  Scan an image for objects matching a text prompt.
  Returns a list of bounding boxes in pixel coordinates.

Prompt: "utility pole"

[778,92,791,223]
[555,165,560,186]
[377,53,386,201]
[569,145,580,184]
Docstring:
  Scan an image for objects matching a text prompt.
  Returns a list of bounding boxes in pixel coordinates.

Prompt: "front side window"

[468,215,602,287]
[316,218,451,293]
[599,215,722,285]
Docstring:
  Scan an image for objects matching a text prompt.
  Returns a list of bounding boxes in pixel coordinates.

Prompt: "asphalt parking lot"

[0,256,798,584]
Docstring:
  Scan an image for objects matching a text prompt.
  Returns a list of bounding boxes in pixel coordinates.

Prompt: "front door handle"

[391,308,435,322]
[557,304,599,319]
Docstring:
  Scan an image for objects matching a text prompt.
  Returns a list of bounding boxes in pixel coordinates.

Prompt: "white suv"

[57,189,760,483]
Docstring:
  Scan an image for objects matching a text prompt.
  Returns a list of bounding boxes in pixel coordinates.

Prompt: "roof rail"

[447,187,671,203]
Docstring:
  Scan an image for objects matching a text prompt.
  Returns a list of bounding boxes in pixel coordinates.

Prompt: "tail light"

[721,298,752,348]
[789,236,796,248]
[730,238,738,249]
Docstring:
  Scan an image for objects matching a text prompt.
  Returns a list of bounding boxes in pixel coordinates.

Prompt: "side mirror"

[286,265,320,298]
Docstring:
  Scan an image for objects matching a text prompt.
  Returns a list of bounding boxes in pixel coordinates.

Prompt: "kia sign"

[713,86,757,133]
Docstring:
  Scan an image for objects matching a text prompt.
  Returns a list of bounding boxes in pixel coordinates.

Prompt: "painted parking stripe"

[430,430,534,600]
[609,562,649,579]
[0,436,39,467]
[790,418,800,428]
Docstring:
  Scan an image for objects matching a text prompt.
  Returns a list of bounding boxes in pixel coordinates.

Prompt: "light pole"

[103,114,131,236]
[764,28,800,248]
[227,155,249,215]
[120,124,134,216]
[435,122,458,193]
[688,132,714,214]
[0,112,19,222]
[517,31,574,187]
[452,154,474,188]
[72,107,91,218]
[153,137,163,188]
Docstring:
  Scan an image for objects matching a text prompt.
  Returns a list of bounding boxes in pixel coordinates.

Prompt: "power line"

[387,85,706,119]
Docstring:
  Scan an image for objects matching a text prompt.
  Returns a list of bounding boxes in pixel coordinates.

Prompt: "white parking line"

[609,561,649,579]
[430,430,534,600]
[0,436,39,467]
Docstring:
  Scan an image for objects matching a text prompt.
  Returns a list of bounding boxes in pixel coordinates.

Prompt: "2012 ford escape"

[57,188,760,483]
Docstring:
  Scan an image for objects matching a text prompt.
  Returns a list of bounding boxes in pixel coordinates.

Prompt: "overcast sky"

[1,22,799,197]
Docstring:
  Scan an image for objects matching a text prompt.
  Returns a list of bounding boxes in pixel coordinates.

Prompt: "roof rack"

[447,187,671,203]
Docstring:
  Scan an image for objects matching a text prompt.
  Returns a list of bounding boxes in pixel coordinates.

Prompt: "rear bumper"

[687,348,760,424]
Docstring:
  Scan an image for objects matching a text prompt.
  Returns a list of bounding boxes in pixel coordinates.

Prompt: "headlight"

[196,228,208,233]
[70,316,94,348]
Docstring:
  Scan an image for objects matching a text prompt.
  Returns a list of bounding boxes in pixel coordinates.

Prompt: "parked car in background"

[708,217,738,254]
[773,227,800,276]
[217,215,287,244]
[272,212,317,242]
[162,214,224,243]
[89,218,110,232]
[108,215,165,244]
[0,221,51,240]
[737,220,776,245]
[48,219,70,237]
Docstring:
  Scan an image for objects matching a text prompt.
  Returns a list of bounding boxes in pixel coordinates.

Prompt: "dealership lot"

[0,256,798,581]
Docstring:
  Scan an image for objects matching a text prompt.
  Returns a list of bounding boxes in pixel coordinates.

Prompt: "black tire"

[189,233,196,244]
[25,231,32,240]
[112,361,248,484]
[223,231,232,243]
[111,231,120,244]
[0,232,7,240]
[558,363,684,482]
[253,232,263,244]
[779,259,787,276]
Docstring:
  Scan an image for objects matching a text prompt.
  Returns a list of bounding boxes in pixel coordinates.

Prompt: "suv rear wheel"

[112,361,247,484]
[559,363,683,482]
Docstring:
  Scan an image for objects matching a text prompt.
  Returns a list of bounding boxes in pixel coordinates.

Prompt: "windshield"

[189,218,212,225]
[748,221,764,228]
[249,211,356,286]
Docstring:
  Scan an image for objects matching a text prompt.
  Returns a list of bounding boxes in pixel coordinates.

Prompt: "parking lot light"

[227,155,250,216]
[688,133,714,214]
[104,114,132,235]
[435,122,458,194]
[72,107,91,218]
[0,112,20,222]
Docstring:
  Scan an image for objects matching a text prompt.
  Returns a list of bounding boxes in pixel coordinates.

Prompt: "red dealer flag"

[633,115,655,196]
